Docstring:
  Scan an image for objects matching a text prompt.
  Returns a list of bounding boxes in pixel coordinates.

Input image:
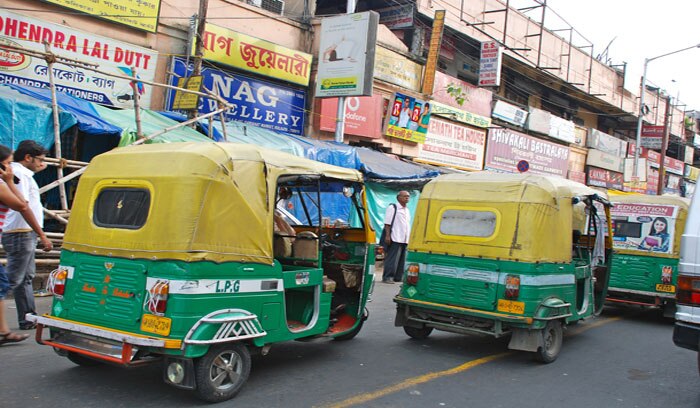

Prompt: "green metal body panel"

[49,247,372,359]
[395,250,596,335]
[608,253,678,303]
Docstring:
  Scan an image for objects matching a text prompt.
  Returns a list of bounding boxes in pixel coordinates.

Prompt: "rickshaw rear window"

[93,188,150,229]
[440,210,496,237]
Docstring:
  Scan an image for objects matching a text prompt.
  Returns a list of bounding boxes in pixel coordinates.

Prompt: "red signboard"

[318,95,384,138]
[484,128,569,177]
[587,167,623,190]
[431,71,493,117]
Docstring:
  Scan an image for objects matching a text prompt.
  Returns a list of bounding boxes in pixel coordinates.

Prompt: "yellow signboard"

[45,0,160,33]
[173,76,203,110]
[198,23,312,86]
[374,46,422,92]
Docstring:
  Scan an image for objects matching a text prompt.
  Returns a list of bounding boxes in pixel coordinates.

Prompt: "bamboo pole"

[130,67,144,140]
[43,157,89,166]
[38,166,87,194]
[219,106,228,142]
[43,42,69,210]
[43,208,69,224]
[131,108,226,145]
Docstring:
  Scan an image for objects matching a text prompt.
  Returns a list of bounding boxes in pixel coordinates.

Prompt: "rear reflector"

[406,264,420,285]
[677,275,700,306]
[505,275,520,299]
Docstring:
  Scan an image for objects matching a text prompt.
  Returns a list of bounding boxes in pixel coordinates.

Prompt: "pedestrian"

[0,144,51,344]
[382,190,411,283]
[3,140,53,332]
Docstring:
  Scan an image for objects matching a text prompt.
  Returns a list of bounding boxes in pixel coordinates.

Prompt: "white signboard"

[587,148,624,173]
[418,118,486,171]
[376,4,414,29]
[316,11,378,97]
[492,100,528,127]
[478,40,502,87]
[0,10,158,108]
[587,129,628,157]
[624,157,647,182]
[549,114,575,144]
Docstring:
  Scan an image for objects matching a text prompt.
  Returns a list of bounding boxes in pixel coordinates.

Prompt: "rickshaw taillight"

[147,281,170,315]
[406,264,420,285]
[677,276,700,306]
[505,275,520,299]
[50,269,69,296]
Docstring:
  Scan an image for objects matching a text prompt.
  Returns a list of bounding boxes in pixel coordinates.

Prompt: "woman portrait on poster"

[638,216,670,252]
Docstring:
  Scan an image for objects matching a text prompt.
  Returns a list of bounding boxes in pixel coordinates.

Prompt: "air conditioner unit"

[247,0,262,6]
[261,0,284,14]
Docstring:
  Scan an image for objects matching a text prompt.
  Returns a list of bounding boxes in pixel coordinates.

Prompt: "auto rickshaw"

[28,142,376,402]
[607,192,690,316]
[394,172,613,362]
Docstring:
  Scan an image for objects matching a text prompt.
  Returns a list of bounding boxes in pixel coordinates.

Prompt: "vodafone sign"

[318,95,384,138]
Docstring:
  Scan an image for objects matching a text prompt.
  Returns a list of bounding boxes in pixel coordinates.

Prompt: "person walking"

[3,140,53,331]
[0,144,51,344]
[382,191,411,283]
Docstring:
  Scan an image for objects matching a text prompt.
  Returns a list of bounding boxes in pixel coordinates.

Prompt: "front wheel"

[194,342,251,403]
[403,325,433,340]
[534,320,563,363]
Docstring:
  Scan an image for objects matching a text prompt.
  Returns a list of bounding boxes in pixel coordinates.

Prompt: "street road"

[1,271,698,408]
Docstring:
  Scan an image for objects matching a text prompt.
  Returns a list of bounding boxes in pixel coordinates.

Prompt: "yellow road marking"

[319,316,622,408]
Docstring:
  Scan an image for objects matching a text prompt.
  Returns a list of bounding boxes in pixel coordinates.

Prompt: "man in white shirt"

[381,191,411,283]
[397,99,411,128]
[3,140,53,330]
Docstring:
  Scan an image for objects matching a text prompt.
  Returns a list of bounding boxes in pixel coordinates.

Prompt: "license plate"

[141,314,172,336]
[497,299,525,315]
[656,284,676,293]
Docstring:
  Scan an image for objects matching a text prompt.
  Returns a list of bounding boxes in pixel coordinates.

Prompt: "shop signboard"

[624,157,647,182]
[685,145,694,164]
[373,46,422,92]
[44,0,160,33]
[588,129,627,157]
[587,167,623,190]
[491,100,528,127]
[198,23,313,86]
[478,40,502,87]
[694,133,700,148]
[646,150,685,175]
[384,92,431,143]
[568,170,586,184]
[430,101,490,128]
[586,149,624,173]
[647,167,659,195]
[610,202,679,255]
[431,71,492,117]
[376,4,414,29]
[685,165,700,182]
[641,125,664,149]
[527,107,575,144]
[0,10,158,108]
[417,118,486,171]
[318,95,383,138]
[316,11,378,97]
[166,58,306,135]
[574,125,587,147]
[484,128,569,177]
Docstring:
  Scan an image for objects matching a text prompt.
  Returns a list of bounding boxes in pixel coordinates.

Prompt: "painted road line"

[319,316,622,408]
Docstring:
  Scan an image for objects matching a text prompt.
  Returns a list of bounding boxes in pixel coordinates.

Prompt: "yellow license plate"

[656,284,676,293]
[497,299,525,315]
[141,314,172,336]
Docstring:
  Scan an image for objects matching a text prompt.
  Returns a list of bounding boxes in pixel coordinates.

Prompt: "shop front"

[484,128,569,177]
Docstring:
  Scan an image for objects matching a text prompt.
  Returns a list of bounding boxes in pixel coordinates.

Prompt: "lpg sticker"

[215,280,241,293]
[296,272,310,285]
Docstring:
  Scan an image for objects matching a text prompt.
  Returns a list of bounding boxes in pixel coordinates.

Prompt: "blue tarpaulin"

[356,147,440,180]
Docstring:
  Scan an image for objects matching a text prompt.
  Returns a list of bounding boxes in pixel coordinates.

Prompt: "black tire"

[334,309,369,341]
[66,352,102,366]
[535,320,563,363]
[403,325,433,340]
[194,342,251,403]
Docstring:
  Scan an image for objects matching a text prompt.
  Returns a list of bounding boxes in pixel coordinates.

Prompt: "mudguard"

[182,309,267,357]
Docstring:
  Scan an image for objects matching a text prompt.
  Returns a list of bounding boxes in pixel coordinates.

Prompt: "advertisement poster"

[587,167,623,190]
[611,202,679,255]
[166,58,306,135]
[318,95,383,138]
[316,11,378,97]
[199,23,312,86]
[373,46,422,92]
[431,71,493,117]
[385,93,432,143]
[45,0,160,32]
[484,128,569,177]
[417,118,486,171]
[0,10,158,108]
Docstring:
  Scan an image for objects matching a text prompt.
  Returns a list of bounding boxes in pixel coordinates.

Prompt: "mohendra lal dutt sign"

[197,23,312,87]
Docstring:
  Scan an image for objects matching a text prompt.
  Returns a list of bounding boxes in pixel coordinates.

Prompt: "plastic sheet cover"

[5,84,121,139]
[356,146,440,180]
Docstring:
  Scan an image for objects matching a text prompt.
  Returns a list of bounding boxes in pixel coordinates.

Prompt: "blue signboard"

[166,58,306,135]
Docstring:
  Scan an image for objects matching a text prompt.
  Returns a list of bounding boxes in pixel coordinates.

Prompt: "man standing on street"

[4,140,53,330]
[382,191,411,283]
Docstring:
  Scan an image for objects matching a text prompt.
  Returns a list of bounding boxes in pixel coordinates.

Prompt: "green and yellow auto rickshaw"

[394,172,613,362]
[28,142,376,402]
[607,192,690,316]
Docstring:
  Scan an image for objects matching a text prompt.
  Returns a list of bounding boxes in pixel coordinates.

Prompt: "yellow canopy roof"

[608,192,689,257]
[409,172,608,263]
[63,142,363,264]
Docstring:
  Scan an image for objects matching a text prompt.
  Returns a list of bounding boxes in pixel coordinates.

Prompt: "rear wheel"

[403,325,433,340]
[535,320,563,363]
[194,343,251,403]
[334,308,369,341]
[66,352,102,366]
